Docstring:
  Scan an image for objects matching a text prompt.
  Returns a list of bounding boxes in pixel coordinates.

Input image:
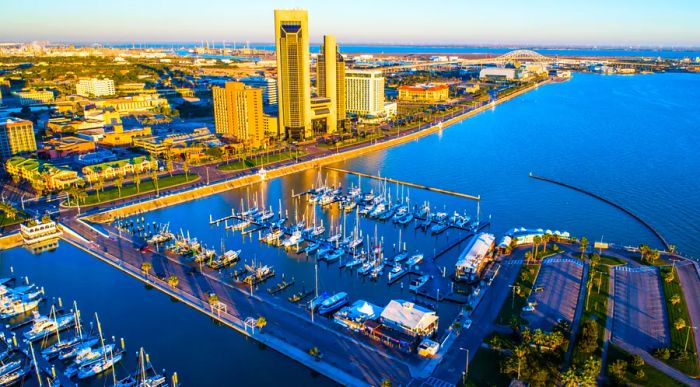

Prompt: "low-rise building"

[38,136,95,159]
[98,126,152,147]
[132,127,221,156]
[20,218,63,245]
[398,83,449,102]
[503,227,571,247]
[379,300,439,338]
[94,94,169,113]
[455,233,496,282]
[16,89,55,105]
[81,156,157,183]
[334,300,383,331]
[479,67,517,81]
[5,156,82,190]
[0,118,36,159]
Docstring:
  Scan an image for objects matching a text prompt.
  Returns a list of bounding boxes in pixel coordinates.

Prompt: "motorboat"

[405,254,424,267]
[24,312,75,341]
[388,264,407,282]
[409,275,430,292]
[318,292,348,315]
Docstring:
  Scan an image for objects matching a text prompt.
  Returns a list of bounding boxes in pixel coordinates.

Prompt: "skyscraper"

[316,35,346,132]
[345,69,385,116]
[274,9,311,140]
[212,82,265,148]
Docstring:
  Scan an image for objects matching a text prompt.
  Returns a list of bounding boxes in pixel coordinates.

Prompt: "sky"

[1,0,699,47]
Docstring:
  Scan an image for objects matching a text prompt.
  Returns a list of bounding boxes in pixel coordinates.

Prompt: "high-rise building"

[345,69,385,116]
[316,35,346,132]
[76,78,116,97]
[212,82,265,148]
[239,76,278,106]
[16,90,54,106]
[0,118,37,159]
[275,9,311,140]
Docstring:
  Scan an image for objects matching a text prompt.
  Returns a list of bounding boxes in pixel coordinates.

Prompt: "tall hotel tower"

[274,9,312,140]
[316,35,346,132]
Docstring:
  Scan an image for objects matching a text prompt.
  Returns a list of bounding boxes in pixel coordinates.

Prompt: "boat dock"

[0,308,75,386]
[529,173,671,251]
[323,166,481,201]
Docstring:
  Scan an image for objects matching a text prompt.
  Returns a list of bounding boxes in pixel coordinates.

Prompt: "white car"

[463,319,473,330]
[522,305,535,312]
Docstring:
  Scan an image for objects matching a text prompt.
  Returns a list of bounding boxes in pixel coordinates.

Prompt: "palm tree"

[533,235,542,260]
[649,249,660,263]
[166,157,174,177]
[256,316,267,331]
[134,170,142,193]
[150,171,159,195]
[675,318,687,331]
[115,174,124,198]
[141,261,152,276]
[513,345,528,380]
[560,368,579,387]
[671,294,681,305]
[183,160,190,181]
[579,236,589,260]
[167,275,179,288]
[94,177,104,202]
[541,234,551,254]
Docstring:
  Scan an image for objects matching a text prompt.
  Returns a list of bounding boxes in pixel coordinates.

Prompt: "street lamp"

[509,285,520,309]
[460,347,469,385]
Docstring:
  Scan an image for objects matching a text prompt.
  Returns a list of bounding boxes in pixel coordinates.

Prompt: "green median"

[78,173,199,206]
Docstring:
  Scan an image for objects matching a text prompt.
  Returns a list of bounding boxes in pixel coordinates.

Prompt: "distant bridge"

[375,49,561,73]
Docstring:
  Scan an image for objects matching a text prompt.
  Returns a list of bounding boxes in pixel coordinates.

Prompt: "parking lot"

[612,266,669,351]
[524,257,584,330]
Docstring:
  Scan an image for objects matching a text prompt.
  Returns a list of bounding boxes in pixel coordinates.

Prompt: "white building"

[20,219,63,245]
[76,78,116,97]
[479,67,516,80]
[455,233,496,282]
[345,69,384,116]
[239,76,278,105]
[380,300,438,338]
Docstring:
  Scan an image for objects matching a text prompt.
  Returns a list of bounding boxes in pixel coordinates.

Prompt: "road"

[429,252,524,385]
[676,261,700,369]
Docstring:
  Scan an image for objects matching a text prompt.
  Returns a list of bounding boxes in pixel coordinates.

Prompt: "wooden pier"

[323,166,481,201]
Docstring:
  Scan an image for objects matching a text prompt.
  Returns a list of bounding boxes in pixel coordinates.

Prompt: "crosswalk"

[542,257,583,266]
[614,266,657,273]
[413,377,456,387]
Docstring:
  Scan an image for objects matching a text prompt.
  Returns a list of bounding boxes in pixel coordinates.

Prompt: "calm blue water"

[3,72,699,385]
[105,43,700,58]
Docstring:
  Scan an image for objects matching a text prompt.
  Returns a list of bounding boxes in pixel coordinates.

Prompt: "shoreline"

[84,80,548,223]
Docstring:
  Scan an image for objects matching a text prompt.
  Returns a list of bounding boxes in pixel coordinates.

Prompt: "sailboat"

[115,347,168,387]
[44,302,99,359]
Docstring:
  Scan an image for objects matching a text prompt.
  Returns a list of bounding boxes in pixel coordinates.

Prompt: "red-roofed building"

[398,83,449,102]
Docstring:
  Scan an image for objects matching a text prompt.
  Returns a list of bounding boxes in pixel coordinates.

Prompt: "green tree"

[141,261,152,276]
[675,318,687,331]
[533,235,542,260]
[167,275,179,288]
[115,174,124,198]
[150,171,159,195]
[671,294,681,305]
[579,236,589,260]
[256,316,267,331]
[183,159,190,181]
[94,176,104,202]
[134,170,142,193]
[608,359,628,382]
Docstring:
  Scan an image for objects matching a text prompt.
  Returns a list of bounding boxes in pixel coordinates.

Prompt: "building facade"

[316,35,346,132]
[212,81,265,148]
[239,76,278,106]
[398,83,449,102]
[76,78,116,97]
[0,118,36,159]
[345,69,385,116]
[275,9,312,140]
[5,156,82,190]
[16,90,54,105]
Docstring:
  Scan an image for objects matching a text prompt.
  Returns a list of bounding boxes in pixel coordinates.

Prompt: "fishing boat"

[243,265,275,285]
[24,311,75,341]
[405,253,424,267]
[304,241,321,255]
[308,292,329,310]
[393,251,409,263]
[397,212,414,225]
[357,262,372,275]
[208,249,241,269]
[430,222,449,234]
[282,230,303,248]
[410,275,431,292]
[0,362,28,386]
[0,298,40,319]
[324,249,344,262]
[115,349,168,387]
[77,349,123,379]
[65,343,117,377]
[318,292,348,315]
[343,257,363,269]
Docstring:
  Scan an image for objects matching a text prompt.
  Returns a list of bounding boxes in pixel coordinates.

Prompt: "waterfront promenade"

[80,81,547,223]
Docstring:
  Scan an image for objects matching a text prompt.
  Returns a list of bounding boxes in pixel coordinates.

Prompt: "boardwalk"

[61,219,439,386]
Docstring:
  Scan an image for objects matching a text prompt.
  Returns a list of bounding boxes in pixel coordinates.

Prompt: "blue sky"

[2,0,699,46]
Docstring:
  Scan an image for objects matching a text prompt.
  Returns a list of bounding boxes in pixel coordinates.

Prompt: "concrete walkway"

[676,261,700,370]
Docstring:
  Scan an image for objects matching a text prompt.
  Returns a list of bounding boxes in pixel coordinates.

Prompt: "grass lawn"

[0,212,26,227]
[496,263,541,325]
[606,344,684,386]
[218,151,307,172]
[572,264,610,367]
[81,173,198,205]
[599,255,626,266]
[462,348,510,387]
[659,266,699,376]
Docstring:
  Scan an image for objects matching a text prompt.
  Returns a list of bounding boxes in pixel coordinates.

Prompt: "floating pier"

[323,166,481,201]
